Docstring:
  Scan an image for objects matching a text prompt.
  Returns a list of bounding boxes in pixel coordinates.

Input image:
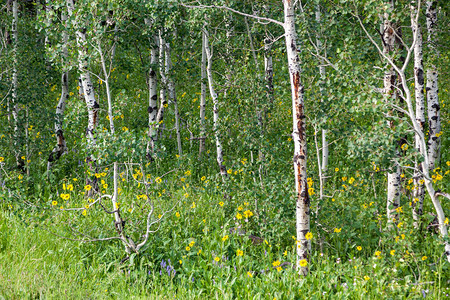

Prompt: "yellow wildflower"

[299,259,308,267]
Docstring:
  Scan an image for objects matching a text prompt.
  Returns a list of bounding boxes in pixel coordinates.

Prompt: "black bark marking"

[417,69,424,86]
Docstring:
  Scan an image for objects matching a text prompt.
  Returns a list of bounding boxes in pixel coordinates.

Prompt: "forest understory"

[0,0,449,299]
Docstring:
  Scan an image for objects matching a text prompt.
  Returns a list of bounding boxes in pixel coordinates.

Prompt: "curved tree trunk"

[66,0,99,145]
[67,0,99,195]
[283,0,310,276]
[203,25,227,179]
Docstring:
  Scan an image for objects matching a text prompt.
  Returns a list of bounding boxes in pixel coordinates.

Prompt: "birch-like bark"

[283,0,310,276]
[199,28,207,157]
[44,0,52,48]
[383,9,401,225]
[148,42,158,158]
[143,19,158,159]
[11,0,23,171]
[156,31,167,132]
[264,36,274,108]
[357,0,450,262]
[426,1,440,170]
[411,1,425,221]
[316,4,328,195]
[66,0,99,145]
[98,41,114,134]
[204,26,227,179]
[48,9,69,172]
[165,41,182,156]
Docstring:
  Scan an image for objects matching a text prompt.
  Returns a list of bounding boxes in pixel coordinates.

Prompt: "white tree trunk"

[147,36,158,159]
[411,1,425,221]
[165,41,182,156]
[383,13,401,224]
[426,1,440,170]
[11,0,22,170]
[156,31,167,131]
[264,36,274,106]
[98,41,115,134]
[204,26,227,179]
[358,2,450,261]
[47,9,69,172]
[316,4,328,194]
[199,28,207,157]
[44,0,52,48]
[283,0,310,276]
[67,0,99,145]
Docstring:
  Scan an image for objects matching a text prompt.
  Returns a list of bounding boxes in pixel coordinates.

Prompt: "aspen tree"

[410,0,425,221]
[315,3,328,199]
[165,41,183,156]
[425,1,440,170]
[283,0,310,275]
[382,2,402,225]
[145,19,159,159]
[66,0,99,145]
[203,25,227,179]
[11,0,23,171]
[47,8,69,171]
[66,0,100,195]
[98,36,116,135]
[358,0,450,262]
[156,30,167,136]
[199,26,207,157]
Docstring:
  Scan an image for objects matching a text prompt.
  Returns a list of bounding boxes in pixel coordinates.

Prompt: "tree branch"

[180,2,285,27]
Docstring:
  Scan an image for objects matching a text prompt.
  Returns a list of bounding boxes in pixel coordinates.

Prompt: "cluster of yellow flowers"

[431,168,444,183]
[272,260,282,272]
[94,172,107,178]
[60,193,70,200]
[185,240,195,251]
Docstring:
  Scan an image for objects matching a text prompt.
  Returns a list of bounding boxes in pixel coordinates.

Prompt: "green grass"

[1,162,449,299]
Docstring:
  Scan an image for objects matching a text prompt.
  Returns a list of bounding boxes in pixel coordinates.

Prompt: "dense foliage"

[0,0,449,298]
